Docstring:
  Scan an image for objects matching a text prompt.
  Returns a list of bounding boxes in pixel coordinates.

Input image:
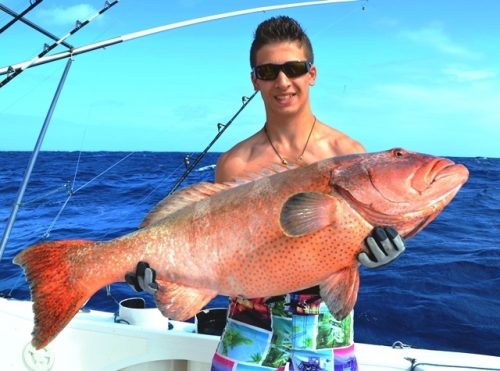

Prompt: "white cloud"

[38,4,98,26]
[401,24,480,59]
[443,66,497,83]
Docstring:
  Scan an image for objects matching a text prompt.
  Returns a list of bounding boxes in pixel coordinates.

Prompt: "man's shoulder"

[215,131,264,182]
[217,134,259,166]
[319,122,366,154]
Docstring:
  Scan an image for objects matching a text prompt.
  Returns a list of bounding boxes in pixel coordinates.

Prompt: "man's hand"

[125,262,158,295]
[358,227,405,269]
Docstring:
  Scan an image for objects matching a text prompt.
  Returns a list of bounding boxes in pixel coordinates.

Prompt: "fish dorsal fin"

[141,165,295,228]
[280,192,340,237]
[319,267,360,321]
[232,163,295,183]
[140,182,234,228]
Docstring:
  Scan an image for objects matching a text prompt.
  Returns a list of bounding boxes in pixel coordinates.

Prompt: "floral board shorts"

[211,291,358,371]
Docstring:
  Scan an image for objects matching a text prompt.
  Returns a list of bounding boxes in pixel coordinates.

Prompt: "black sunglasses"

[253,61,312,81]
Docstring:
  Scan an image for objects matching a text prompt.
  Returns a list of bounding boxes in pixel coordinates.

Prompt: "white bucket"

[117,297,169,330]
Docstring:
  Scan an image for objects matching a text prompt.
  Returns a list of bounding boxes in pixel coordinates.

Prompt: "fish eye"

[392,148,405,158]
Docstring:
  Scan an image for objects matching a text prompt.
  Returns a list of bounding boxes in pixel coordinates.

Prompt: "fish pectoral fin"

[154,279,217,321]
[319,266,360,321]
[280,192,340,237]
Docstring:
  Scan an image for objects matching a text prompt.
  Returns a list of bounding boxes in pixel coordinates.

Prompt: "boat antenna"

[0,0,357,76]
[0,0,119,88]
[167,91,258,196]
[0,0,43,34]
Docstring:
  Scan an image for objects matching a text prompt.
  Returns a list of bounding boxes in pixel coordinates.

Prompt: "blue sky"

[0,0,498,157]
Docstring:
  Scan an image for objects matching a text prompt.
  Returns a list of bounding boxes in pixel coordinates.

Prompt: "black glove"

[125,261,158,295]
[358,226,405,269]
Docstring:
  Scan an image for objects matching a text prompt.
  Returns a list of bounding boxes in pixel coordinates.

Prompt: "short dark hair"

[250,16,314,68]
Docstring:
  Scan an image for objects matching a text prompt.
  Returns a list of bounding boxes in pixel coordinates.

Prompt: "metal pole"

[0,58,73,261]
[0,0,357,76]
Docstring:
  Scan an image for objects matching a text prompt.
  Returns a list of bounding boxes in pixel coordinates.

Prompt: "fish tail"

[14,240,101,349]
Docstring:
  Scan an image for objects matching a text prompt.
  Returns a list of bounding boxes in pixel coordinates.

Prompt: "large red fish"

[14,148,468,349]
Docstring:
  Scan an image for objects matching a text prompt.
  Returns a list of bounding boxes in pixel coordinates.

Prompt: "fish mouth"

[333,161,468,239]
[413,159,468,193]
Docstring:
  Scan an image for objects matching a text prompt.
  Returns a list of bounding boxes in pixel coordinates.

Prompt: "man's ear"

[309,64,317,86]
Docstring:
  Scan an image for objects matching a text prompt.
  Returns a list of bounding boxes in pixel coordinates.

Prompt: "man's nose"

[274,70,291,87]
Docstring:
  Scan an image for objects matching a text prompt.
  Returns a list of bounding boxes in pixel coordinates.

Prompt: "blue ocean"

[0,151,498,357]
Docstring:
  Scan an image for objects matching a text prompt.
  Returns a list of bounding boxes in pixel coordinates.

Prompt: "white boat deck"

[1,297,498,371]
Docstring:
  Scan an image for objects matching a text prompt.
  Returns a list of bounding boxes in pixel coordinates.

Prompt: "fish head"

[329,148,469,238]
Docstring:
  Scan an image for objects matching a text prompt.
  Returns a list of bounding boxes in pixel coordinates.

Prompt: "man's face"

[252,41,316,117]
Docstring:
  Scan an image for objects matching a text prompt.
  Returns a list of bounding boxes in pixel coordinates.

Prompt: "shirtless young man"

[127,16,404,371]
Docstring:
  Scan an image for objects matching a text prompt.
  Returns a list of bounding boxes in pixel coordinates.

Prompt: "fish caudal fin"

[14,240,98,349]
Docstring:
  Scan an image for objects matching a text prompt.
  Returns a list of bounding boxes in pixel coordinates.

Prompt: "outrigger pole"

[0,59,72,260]
[0,0,356,76]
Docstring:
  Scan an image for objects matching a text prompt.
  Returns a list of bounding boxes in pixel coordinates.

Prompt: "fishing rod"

[0,0,43,34]
[167,91,259,196]
[0,3,74,50]
[0,0,119,87]
[0,0,357,76]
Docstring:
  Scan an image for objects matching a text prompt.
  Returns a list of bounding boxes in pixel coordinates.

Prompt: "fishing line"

[71,150,84,191]
[21,183,69,206]
[72,152,135,194]
[42,197,72,239]
[39,152,136,239]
